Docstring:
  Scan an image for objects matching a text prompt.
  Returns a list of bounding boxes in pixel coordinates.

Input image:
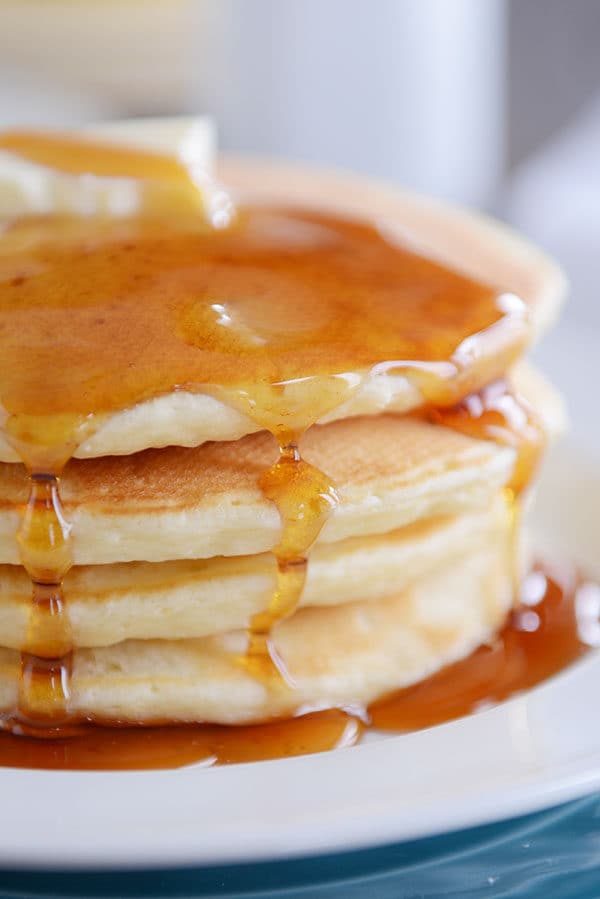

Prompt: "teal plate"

[1,794,600,898]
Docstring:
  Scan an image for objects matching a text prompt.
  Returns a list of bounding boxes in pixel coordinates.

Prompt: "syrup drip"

[215,377,355,678]
[430,379,545,498]
[0,131,552,747]
[2,412,100,729]
[250,443,339,677]
[431,380,546,594]
[15,473,73,724]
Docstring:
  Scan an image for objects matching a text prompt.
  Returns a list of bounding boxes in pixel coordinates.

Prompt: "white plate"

[0,437,598,871]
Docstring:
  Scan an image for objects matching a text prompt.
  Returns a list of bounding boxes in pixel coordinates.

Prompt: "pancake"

[0,415,515,565]
[0,158,566,463]
[0,121,569,748]
[0,536,512,724]
[0,497,511,649]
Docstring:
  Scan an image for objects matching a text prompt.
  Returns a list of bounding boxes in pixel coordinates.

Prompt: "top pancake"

[0,148,566,463]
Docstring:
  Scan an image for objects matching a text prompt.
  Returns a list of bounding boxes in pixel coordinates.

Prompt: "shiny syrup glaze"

[0,130,580,768]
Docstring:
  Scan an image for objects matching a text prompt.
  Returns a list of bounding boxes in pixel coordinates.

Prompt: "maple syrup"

[0,709,361,770]
[431,379,546,594]
[0,131,586,769]
[430,379,545,498]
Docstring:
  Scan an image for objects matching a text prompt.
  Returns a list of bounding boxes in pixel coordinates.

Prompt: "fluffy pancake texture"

[0,416,515,564]
[0,536,513,724]
[0,498,511,648]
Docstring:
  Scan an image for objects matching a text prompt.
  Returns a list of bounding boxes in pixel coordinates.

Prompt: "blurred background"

[0,0,597,444]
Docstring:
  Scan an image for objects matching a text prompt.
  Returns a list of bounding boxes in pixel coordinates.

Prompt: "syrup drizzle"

[17,474,73,726]
[250,442,338,677]
[430,379,545,498]
[210,376,358,677]
[0,130,560,754]
[431,379,546,596]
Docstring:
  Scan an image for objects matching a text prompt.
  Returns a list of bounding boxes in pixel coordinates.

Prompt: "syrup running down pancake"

[0,122,585,769]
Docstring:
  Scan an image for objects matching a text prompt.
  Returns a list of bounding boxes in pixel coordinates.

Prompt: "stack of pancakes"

[0,138,566,727]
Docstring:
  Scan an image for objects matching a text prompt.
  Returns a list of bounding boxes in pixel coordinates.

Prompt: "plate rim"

[0,650,599,870]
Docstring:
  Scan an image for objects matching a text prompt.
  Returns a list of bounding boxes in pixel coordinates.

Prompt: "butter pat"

[0,116,219,221]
